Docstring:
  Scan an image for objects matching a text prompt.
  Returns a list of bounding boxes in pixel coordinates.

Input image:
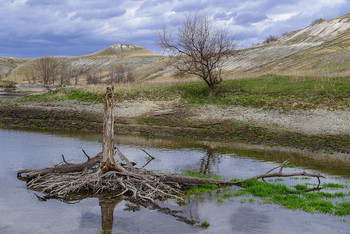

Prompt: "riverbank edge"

[0,102,349,155]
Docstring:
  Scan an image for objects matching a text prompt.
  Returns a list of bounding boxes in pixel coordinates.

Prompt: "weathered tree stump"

[100,86,125,173]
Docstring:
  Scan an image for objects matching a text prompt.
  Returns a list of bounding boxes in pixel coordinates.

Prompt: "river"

[0,127,349,233]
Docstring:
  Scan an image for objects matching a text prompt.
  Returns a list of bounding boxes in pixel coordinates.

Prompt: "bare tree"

[86,67,102,85]
[108,64,125,84]
[24,69,37,84]
[158,14,236,88]
[59,62,74,85]
[126,67,136,83]
[34,56,59,85]
[73,67,85,85]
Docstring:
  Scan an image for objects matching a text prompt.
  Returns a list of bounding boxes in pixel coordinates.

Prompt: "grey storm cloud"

[72,8,127,20]
[0,0,349,57]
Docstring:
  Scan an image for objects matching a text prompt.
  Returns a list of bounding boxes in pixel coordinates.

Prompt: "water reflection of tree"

[199,146,222,175]
[99,197,122,234]
[98,197,200,233]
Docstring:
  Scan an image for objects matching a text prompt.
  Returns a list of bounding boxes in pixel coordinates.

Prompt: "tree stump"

[100,86,125,173]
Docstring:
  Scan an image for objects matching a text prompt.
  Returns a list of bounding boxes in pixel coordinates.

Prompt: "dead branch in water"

[17,153,102,179]
[233,160,326,186]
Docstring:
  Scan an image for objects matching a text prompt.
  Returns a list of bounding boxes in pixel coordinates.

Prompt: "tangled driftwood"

[17,86,325,203]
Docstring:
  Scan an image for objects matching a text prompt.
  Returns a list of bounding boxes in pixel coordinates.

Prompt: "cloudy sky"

[1,0,349,58]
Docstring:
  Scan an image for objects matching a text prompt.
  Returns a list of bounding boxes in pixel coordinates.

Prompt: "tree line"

[25,57,136,85]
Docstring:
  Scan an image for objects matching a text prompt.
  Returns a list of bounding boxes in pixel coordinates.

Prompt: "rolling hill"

[2,13,350,84]
[5,43,165,84]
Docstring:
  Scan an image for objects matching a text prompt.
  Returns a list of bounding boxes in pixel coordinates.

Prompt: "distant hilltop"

[2,13,350,84]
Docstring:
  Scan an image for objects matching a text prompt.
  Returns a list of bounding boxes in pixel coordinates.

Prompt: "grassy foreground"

[18,74,350,110]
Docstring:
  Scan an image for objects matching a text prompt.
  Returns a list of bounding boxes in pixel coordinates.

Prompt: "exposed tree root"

[18,154,325,204]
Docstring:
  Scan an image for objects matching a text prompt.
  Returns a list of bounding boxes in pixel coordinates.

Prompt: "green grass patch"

[17,88,104,103]
[14,75,350,110]
[164,75,350,109]
[186,183,218,195]
[181,170,223,195]
[180,169,223,180]
[217,198,224,203]
[222,192,234,198]
[334,202,350,216]
[235,179,350,215]
[322,183,347,189]
[242,179,291,197]
[294,184,308,191]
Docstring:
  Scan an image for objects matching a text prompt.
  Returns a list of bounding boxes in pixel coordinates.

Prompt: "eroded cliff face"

[223,13,350,75]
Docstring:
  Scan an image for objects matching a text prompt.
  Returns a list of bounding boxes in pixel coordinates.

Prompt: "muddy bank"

[0,101,349,154]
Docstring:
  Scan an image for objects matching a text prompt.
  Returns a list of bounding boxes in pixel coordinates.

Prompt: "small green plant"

[201,221,210,228]
[248,198,255,203]
[217,198,224,203]
[222,192,234,198]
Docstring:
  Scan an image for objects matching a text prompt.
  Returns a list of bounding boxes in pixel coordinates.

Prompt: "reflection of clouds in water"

[230,207,271,233]
[120,146,205,173]
[2,128,350,234]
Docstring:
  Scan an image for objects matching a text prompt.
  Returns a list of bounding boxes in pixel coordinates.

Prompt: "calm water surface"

[0,91,32,100]
[0,128,349,234]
